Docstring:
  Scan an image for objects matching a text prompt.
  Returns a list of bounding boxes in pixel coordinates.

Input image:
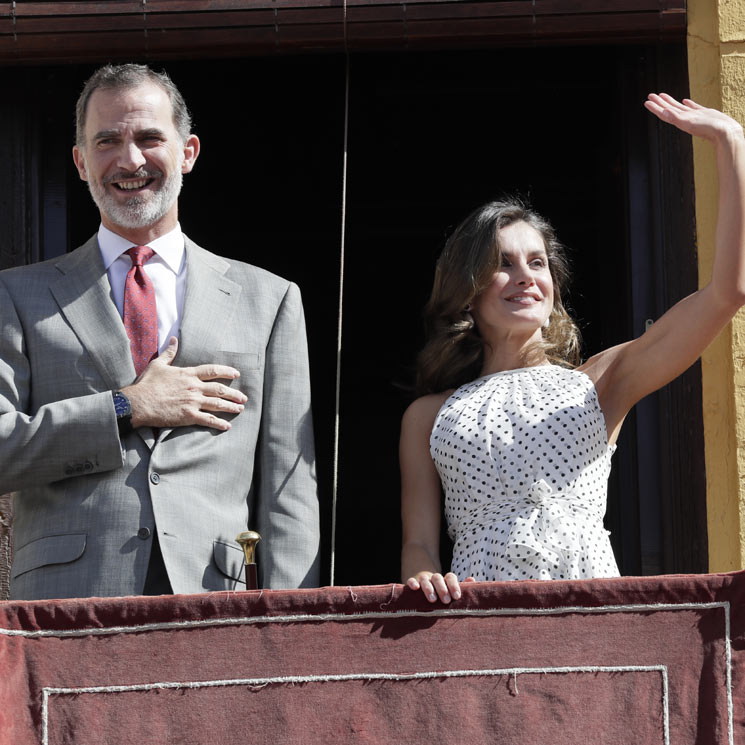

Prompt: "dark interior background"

[21,42,704,586]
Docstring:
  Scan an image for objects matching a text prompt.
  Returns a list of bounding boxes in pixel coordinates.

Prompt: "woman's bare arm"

[582,94,745,439]
[400,392,466,603]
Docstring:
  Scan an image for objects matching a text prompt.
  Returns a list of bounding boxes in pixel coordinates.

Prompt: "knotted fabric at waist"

[450,479,605,574]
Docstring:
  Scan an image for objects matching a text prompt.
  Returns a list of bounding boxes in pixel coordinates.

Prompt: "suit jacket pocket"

[11,533,87,579]
[213,539,246,584]
[216,351,262,372]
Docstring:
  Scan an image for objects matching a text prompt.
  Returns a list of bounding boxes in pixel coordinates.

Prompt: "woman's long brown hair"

[416,199,581,395]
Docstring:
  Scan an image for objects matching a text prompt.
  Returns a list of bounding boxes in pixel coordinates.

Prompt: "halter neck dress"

[430,365,620,581]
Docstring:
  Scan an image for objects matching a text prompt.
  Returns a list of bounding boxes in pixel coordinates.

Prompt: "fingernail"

[428,593,436,602]
[443,594,451,603]
[453,590,461,600]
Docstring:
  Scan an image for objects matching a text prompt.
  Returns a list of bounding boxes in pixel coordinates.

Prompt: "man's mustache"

[103,168,163,184]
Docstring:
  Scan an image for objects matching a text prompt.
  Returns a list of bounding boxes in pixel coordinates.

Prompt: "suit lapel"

[51,236,241,446]
[176,238,242,368]
[151,238,241,445]
[50,236,136,392]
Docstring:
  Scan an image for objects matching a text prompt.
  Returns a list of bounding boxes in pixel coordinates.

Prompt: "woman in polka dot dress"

[401,94,745,603]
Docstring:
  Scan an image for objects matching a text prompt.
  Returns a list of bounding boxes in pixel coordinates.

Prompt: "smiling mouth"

[506,294,541,304]
[104,169,161,192]
[112,178,154,191]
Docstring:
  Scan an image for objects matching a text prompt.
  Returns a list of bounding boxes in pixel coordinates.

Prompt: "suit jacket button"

[137,527,151,540]
[150,472,160,485]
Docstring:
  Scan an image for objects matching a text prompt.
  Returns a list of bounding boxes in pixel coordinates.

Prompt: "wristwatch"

[112,390,133,436]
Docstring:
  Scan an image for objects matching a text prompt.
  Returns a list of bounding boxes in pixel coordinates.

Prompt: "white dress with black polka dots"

[430,365,620,581]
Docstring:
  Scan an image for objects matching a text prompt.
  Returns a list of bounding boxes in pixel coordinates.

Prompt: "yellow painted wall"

[688,0,745,570]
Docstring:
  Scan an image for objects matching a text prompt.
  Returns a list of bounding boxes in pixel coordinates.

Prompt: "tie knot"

[126,245,155,267]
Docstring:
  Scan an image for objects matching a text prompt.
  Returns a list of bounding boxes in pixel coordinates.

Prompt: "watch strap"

[112,390,133,436]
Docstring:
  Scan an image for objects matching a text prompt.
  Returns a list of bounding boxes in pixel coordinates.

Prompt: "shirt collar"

[97,223,185,274]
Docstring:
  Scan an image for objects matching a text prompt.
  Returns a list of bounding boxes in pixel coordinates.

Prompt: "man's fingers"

[202,381,248,404]
[190,411,233,432]
[157,336,179,364]
[193,363,241,381]
[200,395,245,415]
[125,350,249,430]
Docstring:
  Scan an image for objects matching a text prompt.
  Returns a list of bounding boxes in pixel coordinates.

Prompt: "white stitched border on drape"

[0,599,730,639]
[41,665,670,745]
[15,600,730,745]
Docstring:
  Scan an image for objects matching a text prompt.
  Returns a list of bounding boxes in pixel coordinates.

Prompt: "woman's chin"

[502,311,545,330]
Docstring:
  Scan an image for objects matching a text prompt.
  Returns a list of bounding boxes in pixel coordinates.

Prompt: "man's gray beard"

[87,168,183,230]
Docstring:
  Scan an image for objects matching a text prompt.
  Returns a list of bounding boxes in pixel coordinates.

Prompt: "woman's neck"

[479,329,548,375]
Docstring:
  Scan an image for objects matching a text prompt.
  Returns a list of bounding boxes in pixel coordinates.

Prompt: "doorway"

[31,43,703,585]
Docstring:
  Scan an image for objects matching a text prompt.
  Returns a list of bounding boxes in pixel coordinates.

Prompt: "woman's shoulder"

[401,391,454,433]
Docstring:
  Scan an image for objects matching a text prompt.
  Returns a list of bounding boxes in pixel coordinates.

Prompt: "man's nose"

[117,142,146,172]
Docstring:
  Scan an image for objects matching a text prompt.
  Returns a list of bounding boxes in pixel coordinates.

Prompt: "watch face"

[114,392,131,418]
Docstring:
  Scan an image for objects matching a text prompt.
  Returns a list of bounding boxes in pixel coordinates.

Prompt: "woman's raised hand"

[644,93,744,143]
[406,571,474,603]
[583,93,745,440]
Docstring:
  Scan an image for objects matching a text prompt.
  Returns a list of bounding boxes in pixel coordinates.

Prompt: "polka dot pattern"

[123,246,158,377]
[430,366,620,582]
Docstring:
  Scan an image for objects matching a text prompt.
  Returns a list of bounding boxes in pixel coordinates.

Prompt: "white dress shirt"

[98,223,187,353]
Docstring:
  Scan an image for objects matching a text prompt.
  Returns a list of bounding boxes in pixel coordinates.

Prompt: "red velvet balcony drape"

[1,571,742,744]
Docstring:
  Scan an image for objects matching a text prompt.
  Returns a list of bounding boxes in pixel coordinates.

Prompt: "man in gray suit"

[0,64,320,599]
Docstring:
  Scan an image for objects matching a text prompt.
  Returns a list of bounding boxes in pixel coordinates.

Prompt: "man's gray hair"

[75,63,192,146]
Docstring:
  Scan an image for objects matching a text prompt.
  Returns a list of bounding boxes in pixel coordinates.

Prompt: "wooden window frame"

[0,1,685,63]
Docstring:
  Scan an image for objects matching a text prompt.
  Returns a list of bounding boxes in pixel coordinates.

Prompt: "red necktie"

[123,246,158,376]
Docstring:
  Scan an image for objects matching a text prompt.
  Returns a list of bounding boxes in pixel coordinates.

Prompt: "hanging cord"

[329,0,351,587]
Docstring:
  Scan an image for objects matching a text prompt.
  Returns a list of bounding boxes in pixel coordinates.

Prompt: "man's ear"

[181,134,200,174]
[72,146,89,182]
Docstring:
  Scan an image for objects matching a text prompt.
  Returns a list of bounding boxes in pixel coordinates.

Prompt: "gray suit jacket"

[0,236,320,600]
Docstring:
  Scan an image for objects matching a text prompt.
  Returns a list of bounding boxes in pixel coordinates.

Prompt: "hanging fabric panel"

[0,571,743,744]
